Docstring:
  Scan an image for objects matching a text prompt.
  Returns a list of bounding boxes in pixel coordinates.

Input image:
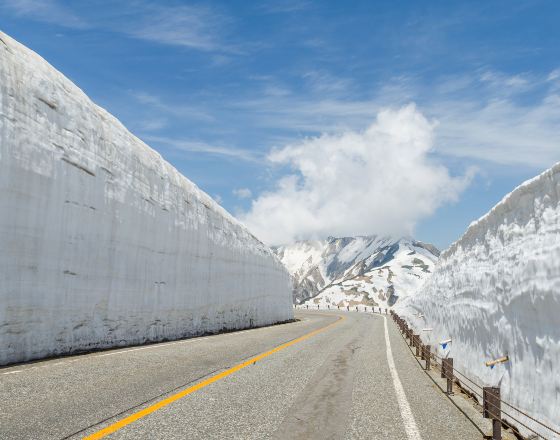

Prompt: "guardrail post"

[415,336,421,356]
[306,304,309,309]
[420,341,425,360]
[409,330,414,346]
[483,386,501,440]
[425,345,431,370]
[443,358,453,394]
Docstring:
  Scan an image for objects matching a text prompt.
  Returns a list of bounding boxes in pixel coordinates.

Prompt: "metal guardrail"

[390,311,560,440]
[294,304,388,314]
[292,305,559,439]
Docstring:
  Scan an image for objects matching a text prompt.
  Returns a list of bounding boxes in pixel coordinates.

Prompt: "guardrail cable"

[446,362,560,437]
[482,397,551,440]
[392,315,560,439]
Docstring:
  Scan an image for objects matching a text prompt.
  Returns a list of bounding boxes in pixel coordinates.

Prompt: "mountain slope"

[274,236,439,306]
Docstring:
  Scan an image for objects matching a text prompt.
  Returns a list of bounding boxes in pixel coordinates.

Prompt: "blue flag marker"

[441,343,448,350]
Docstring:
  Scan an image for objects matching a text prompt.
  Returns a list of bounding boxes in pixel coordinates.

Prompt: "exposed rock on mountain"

[274,236,439,307]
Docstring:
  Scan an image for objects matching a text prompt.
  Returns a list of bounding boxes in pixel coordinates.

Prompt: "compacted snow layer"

[0,32,292,365]
[396,162,560,438]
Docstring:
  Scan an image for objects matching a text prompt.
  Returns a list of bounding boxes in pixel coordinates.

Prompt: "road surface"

[1,311,488,439]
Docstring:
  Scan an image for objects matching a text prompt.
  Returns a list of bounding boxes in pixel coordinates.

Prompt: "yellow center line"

[84,313,345,439]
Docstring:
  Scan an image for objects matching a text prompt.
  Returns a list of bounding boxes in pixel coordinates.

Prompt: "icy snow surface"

[0,31,292,365]
[396,162,560,439]
[274,236,439,307]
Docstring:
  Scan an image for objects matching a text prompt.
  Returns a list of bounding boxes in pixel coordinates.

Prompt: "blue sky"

[1,0,559,248]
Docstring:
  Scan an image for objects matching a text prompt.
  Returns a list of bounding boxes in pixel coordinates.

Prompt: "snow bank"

[396,162,560,438]
[0,31,292,366]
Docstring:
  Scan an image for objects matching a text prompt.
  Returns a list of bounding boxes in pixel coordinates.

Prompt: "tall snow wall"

[396,162,560,438]
[0,31,293,366]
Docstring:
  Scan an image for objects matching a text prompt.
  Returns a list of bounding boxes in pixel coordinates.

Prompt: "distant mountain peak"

[273,235,439,306]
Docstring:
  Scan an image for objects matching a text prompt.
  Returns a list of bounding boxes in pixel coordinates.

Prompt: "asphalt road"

[0,311,488,439]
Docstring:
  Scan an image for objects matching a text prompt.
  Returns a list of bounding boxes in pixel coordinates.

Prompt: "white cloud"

[123,3,233,52]
[233,95,381,133]
[1,1,235,53]
[258,0,312,14]
[1,0,87,28]
[240,104,472,245]
[432,76,560,168]
[131,92,214,122]
[302,70,353,93]
[479,70,529,90]
[233,69,560,169]
[233,188,252,199]
[547,69,560,82]
[143,135,259,162]
[139,118,167,132]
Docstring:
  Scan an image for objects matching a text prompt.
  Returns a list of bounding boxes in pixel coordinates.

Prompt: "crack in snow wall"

[396,162,560,438]
[0,32,293,366]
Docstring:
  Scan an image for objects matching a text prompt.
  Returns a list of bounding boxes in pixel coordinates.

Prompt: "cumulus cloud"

[240,104,472,245]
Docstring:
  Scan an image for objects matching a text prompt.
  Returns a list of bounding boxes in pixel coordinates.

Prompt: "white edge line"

[383,315,423,440]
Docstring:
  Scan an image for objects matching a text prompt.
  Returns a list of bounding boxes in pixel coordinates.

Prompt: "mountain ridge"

[273,235,439,306]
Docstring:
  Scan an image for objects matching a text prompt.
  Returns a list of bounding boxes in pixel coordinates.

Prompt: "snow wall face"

[0,32,293,366]
[396,162,560,437]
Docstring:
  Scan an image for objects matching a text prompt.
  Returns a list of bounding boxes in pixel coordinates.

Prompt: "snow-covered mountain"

[396,162,560,439]
[273,236,439,306]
